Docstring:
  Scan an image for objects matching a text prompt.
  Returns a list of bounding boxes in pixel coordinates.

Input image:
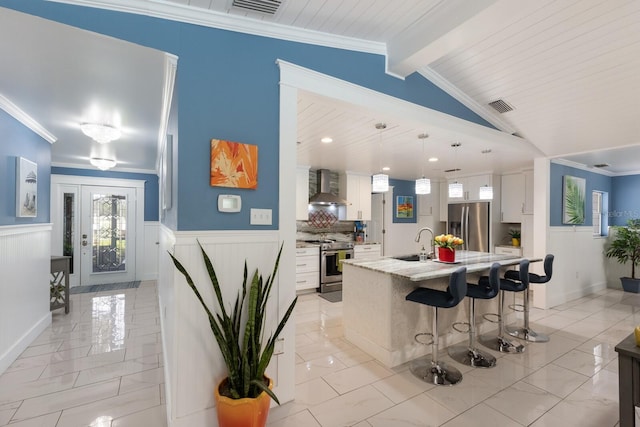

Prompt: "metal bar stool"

[405,267,467,386]
[504,254,554,343]
[479,259,528,354]
[448,263,501,368]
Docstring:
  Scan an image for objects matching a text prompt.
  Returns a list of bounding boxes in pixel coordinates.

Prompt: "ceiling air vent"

[593,163,610,168]
[444,168,461,173]
[488,99,514,114]
[231,0,283,15]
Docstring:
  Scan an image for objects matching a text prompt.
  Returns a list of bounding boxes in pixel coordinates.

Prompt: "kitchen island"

[341,251,530,368]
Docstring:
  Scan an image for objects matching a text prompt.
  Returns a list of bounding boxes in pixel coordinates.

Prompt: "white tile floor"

[1,283,636,426]
[268,287,640,427]
[0,281,166,427]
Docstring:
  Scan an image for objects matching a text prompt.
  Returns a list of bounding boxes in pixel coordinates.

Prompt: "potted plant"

[169,242,297,427]
[605,219,640,293]
[508,229,521,247]
[434,234,464,262]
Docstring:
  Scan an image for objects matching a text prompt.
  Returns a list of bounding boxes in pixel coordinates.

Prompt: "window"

[592,191,603,236]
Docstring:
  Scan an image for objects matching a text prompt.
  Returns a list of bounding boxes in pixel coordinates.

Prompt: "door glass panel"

[92,193,127,273]
[63,192,75,274]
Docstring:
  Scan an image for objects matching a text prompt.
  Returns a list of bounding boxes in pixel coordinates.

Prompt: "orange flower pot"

[215,377,273,427]
[438,247,455,263]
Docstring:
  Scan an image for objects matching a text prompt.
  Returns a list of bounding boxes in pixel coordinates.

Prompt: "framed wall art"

[396,195,414,219]
[210,139,258,189]
[563,175,586,224]
[16,157,37,217]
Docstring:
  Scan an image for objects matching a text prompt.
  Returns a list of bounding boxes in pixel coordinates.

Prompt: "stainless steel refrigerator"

[447,202,490,252]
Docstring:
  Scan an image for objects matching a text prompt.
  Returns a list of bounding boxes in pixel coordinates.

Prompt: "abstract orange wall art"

[210,139,258,189]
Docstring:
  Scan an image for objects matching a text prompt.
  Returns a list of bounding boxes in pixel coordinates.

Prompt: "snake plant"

[169,242,297,404]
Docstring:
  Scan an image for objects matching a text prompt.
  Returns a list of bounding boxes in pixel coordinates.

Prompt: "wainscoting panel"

[157,228,295,427]
[0,224,52,374]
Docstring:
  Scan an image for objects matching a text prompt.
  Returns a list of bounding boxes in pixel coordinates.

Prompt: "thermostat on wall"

[218,194,241,213]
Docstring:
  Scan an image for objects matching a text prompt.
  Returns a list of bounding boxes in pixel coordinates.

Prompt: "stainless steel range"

[304,240,354,293]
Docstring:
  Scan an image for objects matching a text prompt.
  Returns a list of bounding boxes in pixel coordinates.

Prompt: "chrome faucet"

[415,227,435,259]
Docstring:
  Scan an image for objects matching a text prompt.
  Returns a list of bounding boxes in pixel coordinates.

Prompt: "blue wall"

[4,1,496,231]
[611,175,640,226]
[0,110,51,226]
[51,167,159,222]
[390,179,418,224]
[549,163,612,227]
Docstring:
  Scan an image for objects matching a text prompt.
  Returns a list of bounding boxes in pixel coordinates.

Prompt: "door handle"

[82,240,88,247]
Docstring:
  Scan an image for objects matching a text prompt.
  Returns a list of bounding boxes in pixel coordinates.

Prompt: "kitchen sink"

[393,254,432,262]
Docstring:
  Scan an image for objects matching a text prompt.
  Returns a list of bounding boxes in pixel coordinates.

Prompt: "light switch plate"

[250,208,272,225]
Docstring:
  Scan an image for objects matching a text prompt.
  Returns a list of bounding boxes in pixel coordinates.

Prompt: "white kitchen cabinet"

[417,182,439,220]
[354,243,381,260]
[339,172,372,221]
[523,169,534,214]
[296,166,310,221]
[447,174,493,203]
[500,173,525,223]
[439,181,448,222]
[295,246,319,291]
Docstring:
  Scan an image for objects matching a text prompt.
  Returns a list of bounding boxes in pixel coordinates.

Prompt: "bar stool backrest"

[518,259,530,287]
[448,267,468,305]
[486,262,501,297]
[542,254,554,282]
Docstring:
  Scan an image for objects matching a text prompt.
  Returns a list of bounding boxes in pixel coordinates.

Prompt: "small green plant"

[605,219,640,279]
[508,229,521,239]
[169,242,297,404]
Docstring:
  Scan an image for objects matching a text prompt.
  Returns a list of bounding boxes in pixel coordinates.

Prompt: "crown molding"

[46,0,387,55]
[0,94,57,144]
[51,161,156,175]
[417,66,517,135]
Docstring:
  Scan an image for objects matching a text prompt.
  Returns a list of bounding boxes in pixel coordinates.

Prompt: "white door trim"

[50,174,146,286]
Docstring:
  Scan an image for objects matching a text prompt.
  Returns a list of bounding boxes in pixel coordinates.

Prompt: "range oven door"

[320,249,354,293]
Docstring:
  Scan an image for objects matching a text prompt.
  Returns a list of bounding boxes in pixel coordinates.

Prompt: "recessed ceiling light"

[428,157,438,162]
[382,166,390,171]
[321,137,333,143]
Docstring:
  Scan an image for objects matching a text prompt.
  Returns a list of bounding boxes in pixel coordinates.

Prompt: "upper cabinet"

[500,173,525,223]
[523,169,534,215]
[417,181,440,220]
[446,174,493,203]
[339,172,372,221]
[296,166,310,221]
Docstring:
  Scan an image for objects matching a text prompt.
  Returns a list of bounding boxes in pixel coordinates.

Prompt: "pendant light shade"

[81,123,121,144]
[372,122,389,193]
[415,177,431,195]
[372,173,389,193]
[449,181,463,198]
[479,184,494,200]
[90,157,117,171]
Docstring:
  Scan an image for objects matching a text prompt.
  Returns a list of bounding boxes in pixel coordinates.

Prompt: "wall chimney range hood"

[309,169,349,206]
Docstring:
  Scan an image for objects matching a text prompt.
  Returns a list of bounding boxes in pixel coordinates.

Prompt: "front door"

[80,186,137,285]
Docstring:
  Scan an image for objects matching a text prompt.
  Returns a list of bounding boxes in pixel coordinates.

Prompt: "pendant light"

[448,142,463,198]
[415,133,431,195]
[478,149,494,200]
[372,122,389,193]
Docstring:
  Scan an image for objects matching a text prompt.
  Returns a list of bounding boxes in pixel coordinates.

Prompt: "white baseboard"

[0,312,51,375]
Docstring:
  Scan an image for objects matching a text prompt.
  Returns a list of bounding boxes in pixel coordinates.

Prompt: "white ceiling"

[3,0,640,177]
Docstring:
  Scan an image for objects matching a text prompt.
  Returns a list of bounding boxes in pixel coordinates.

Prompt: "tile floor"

[1,282,636,426]
[0,281,166,427]
[268,287,640,427]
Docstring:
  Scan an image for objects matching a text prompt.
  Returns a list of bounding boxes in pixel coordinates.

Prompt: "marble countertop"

[341,250,530,282]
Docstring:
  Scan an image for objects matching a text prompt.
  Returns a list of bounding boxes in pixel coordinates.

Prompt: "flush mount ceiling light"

[90,157,117,171]
[415,133,431,195]
[321,137,333,143]
[80,122,121,144]
[428,157,438,162]
[448,142,463,198]
[372,122,389,193]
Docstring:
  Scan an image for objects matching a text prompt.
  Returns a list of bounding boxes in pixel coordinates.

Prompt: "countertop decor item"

[434,234,464,262]
[605,218,640,293]
[169,242,297,427]
[508,229,521,247]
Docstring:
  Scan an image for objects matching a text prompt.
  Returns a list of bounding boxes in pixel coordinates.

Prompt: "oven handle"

[322,249,355,256]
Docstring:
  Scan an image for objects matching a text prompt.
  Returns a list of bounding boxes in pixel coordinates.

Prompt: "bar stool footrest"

[452,321,470,333]
[414,332,434,346]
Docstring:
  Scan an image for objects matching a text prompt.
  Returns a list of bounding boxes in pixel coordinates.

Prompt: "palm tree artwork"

[562,175,586,224]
